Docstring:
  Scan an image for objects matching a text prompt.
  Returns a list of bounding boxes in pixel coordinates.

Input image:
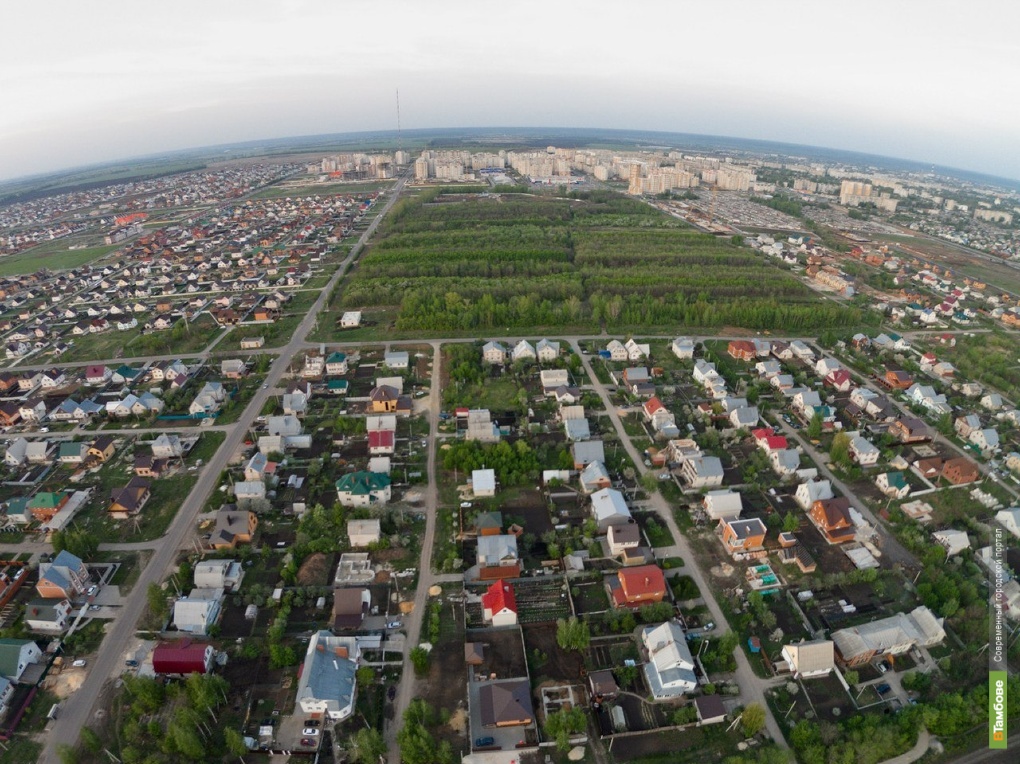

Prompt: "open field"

[325,189,868,339]
[0,242,122,276]
[872,231,1020,295]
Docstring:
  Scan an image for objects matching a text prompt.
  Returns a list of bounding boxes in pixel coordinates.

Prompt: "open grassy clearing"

[329,189,869,339]
[0,241,122,276]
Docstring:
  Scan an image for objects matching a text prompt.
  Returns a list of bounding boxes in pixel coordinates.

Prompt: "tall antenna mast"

[396,88,402,151]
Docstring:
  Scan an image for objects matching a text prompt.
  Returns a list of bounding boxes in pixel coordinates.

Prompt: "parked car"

[387,685,396,701]
[301,728,319,736]
[300,738,316,747]
[72,659,87,667]
[474,736,495,748]
[877,683,892,695]
[125,659,139,667]
[303,720,320,727]
[387,620,402,629]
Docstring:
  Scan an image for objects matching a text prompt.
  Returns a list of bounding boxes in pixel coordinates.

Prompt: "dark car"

[304,719,320,727]
[387,685,397,701]
[474,736,495,748]
[877,683,892,695]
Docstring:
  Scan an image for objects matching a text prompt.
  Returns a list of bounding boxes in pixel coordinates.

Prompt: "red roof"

[152,641,211,675]
[763,435,788,451]
[482,580,517,615]
[825,369,851,387]
[643,397,665,416]
[751,428,773,441]
[368,430,395,449]
[616,565,666,600]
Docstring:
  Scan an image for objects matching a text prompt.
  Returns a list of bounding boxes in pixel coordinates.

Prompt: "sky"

[2,0,1019,182]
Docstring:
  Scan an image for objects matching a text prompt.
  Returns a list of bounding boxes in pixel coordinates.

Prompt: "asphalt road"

[40,172,409,763]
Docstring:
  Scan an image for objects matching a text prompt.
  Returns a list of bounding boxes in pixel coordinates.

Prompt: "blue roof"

[51,550,84,570]
[305,631,356,708]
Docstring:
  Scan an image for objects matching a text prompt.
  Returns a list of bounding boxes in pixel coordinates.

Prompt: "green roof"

[885,471,907,489]
[326,352,347,364]
[58,442,86,458]
[327,379,349,391]
[28,492,66,510]
[0,639,35,679]
[336,471,390,496]
[6,497,29,515]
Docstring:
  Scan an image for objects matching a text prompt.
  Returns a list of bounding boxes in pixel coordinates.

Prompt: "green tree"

[556,616,591,651]
[806,412,823,440]
[224,727,249,759]
[410,646,430,676]
[545,707,587,751]
[81,727,102,754]
[843,670,859,686]
[56,745,79,764]
[741,703,766,736]
[52,528,99,561]
[830,431,852,467]
[782,513,801,533]
[146,582,169,620]
[349,727,387,764]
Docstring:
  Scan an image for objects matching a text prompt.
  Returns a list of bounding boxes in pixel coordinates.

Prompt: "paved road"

[571,340,789,750]
[385,340,444,762]
[40,172,409,763]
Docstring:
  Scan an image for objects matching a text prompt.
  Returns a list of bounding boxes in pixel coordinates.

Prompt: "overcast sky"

[2,0,1018,181]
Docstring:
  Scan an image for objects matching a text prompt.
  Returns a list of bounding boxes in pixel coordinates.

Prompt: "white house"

[605,339,628,362]
[511,340,536,362]
[347,519,382,547]
[995,508,1020,539]
[671,337,696,360]
[193,560,245,592]
[795,480,833,509]
[590,488,631,530]
[681,456,725,488]
[482,341,507,365]
[173,588,224,636]
[771,449,803,479]
[875,472,911,499]
[781,640,834,679]
[624,338,650,361]
[0,639,42,681]
[536,339,560,362]
[703,490,743,521]
[482,580,518,627]
[642,622,697,698]
[340,311,362,328]
[982,393,1004,411]
[849,435,880,466]
[472,468,497,497]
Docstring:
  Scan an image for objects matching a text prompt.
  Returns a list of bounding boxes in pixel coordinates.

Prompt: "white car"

[72,659,87,667]
[302,728,320,736]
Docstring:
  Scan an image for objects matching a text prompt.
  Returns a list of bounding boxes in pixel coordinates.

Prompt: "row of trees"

[441,440,541,486]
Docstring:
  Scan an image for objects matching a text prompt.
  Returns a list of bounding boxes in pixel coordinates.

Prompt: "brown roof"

[478,679,534,727]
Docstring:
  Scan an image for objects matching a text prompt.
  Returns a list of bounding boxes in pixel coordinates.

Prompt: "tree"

[556,616,591,651]
[146,582,169,620]
[410,646,430,676]
[806,412,823,440]
[56,745,79,764]
[224,727,249,759]
[671,705,698,725]
[52,528,99,561]
[843,670,859,686]
[830,431,852,467]
[81,728,103,754]
[349,727,386,764]
[741,703,766,736]
[782,513,801,533]
[545,707,587,751]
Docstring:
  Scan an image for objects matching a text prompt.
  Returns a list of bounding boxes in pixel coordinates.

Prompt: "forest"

[338,189,873,334]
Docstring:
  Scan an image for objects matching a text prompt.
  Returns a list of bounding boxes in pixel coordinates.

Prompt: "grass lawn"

[127,314,223,357]
[0,241,122,276]
[96,550,149,593]
[187,432,226,464]
[79,472,200,543]
[443,376,523,411]
[49,327,145,363]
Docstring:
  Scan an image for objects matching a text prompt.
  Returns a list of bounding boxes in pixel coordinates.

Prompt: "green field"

[329,189,868,337]
[0,241,122,276]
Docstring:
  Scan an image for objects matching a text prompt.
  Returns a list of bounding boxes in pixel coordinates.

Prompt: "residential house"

[995,508,1020,539]
[590,488,632,531]
[347,519,381,547]
[340,311,362,328]
[605,340,628,362]
[220,359,246,379]
[756,359,781,378]
[109,477,151,517]
[891,417,932,443]
[511,340,536,363]
[84,365,111,385]
[29,492,69,523]
[624,338,649,361]
[795,480,833,509]
[831,606,945,666]
[671,337,696,360]
[771,449,802,479]
[382,351,409,370]
[335,472,391,507]
[781,640,834,679]
[809,498,855,544]
[57,442,89,466]
[727,340,756,362]
[482,341,507,365]
[369,385,399,413]
[876,471,911,499]
[332,588,371,631]
[482,580,518,626]
[194,560,245,592]
[579,460,612,493]
[642,621,697,698]
[325,352,348,375]
[36,550,90,599]
[476,535,520,579]
[478,679,534,728]
[849,435,880,466]
[982,393,1004,411]
[942,457,979,485]
[173,588,224,635]
[680,456,724,488]
[825,369,853,392]
[720,517,767,555]
[151,433,184,459]
[233,481,266,502]
[610,565,667,608]
[188,381,226,416]
[970,427,1000,454]
[703,490,743,521]
[884,369,914,390]
[295,631,359,721]
[472,468,497,498]
[729,406,759,429]
[465,409,501,442]
[209,507,257,550]
[607,523,642,561]
[0,639,42,682]
[536,339,560,362]
[152,642,215,676]
[24,598,73,634]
